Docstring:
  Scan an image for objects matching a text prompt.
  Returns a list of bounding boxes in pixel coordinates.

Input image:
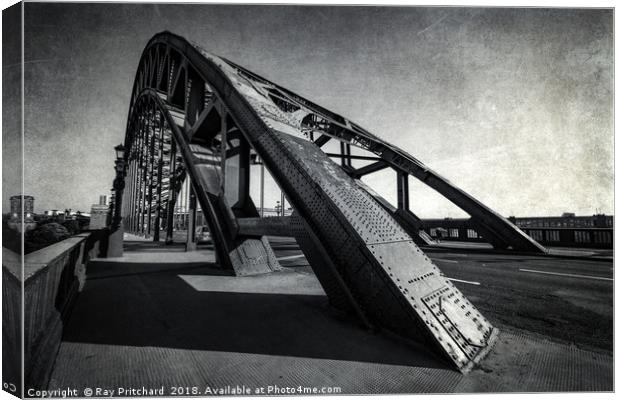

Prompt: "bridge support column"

[260,161,265,217]
[153,121,165,242]
[165,141,178,244]
[108,224,124,257]
[145,123,156,238]
[340,142,352,168]
[239,139,250,203]
[165,196,176,244]
[397,171,409,211]
[186,185,197,251]
[280,191,285,216]
[153,207,161,242]
[232,136,256,216]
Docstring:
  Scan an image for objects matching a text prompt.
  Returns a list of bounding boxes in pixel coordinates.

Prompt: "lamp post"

[108,189,116,227]
[112,144,126,229]
[107,144,126,257]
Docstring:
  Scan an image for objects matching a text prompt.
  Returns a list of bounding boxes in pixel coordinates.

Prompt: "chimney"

[99,195,107,206]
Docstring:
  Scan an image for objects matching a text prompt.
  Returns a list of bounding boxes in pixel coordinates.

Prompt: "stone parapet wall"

[2,230,109,393]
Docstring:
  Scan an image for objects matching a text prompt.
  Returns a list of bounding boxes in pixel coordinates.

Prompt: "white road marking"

[276,254,306,261]
[447,278,481,286]
[519,268,613,282]
[445,253,469,258]
[433,258,458,264]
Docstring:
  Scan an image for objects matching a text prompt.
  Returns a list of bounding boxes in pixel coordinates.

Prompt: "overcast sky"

[3,4,613,218]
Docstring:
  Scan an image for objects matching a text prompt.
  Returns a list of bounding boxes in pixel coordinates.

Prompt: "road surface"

[268,237,613,352]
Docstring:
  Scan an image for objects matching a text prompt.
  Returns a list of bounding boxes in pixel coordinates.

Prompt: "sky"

[2,3,613,218]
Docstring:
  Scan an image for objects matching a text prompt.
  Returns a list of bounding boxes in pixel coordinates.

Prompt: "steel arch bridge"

[117,32,545,372]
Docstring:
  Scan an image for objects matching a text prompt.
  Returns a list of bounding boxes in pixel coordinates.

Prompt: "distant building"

[7,195,37,232]
[89,195,109,230]
[508,213,613,229]
[422,213,613,247]
[40,209,89,222]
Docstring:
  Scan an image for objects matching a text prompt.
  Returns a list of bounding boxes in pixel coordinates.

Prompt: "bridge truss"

[118,31,545,372]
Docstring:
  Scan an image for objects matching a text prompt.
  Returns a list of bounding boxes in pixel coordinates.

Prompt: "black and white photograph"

[1,1,615,397]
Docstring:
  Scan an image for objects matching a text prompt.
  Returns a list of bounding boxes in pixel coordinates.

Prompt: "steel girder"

[121,31,502,372]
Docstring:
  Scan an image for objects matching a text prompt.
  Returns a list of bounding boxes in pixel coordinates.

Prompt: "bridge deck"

[48,237,613,394]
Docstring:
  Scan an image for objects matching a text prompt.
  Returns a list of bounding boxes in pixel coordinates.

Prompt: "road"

[267,237,613,353]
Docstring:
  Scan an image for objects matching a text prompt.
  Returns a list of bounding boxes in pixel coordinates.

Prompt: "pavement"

[47,237,614,394]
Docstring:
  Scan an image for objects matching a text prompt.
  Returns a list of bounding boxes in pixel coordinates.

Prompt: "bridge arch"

[124,32,545,254]
[116,31,521,372]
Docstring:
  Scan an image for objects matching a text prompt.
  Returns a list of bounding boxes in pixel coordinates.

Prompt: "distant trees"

[2,220,21,254]
[2,206,93,255]
[61,220,81,235]
[25,223,70,253]
[2,217,82,254]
